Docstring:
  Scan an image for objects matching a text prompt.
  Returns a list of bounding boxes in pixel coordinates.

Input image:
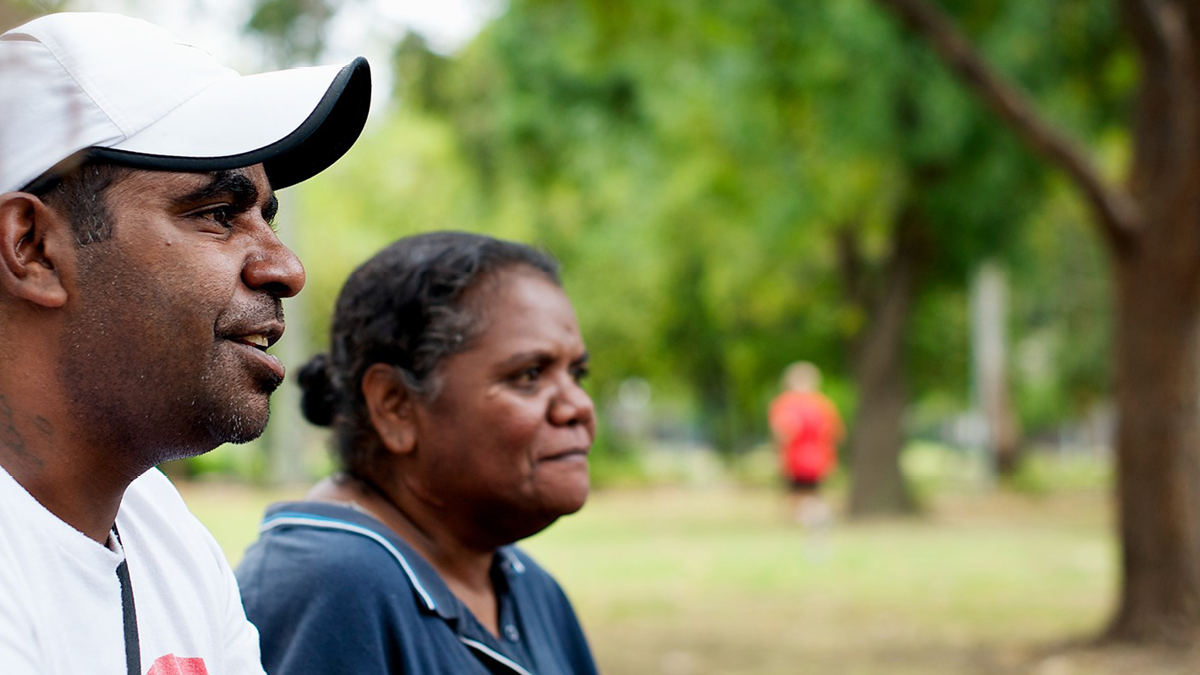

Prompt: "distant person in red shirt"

[769,361,843,529]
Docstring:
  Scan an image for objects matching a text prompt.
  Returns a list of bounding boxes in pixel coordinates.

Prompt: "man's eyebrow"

[178,169,260,210]
[262,194,279,224]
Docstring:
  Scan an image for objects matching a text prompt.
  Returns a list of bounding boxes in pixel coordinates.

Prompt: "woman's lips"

[541,448,590,463]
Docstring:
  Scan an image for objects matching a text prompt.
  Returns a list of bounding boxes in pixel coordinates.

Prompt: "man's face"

[58,165,305,465]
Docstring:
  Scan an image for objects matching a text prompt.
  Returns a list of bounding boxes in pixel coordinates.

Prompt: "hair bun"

[298,353,337,427]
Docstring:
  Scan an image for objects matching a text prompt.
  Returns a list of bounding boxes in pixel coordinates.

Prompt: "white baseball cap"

[0,12,371,194]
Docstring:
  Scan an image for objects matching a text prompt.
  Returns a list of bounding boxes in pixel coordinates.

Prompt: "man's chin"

[218,409,271,445]
[201,394,273,447]
[216,422,268,446]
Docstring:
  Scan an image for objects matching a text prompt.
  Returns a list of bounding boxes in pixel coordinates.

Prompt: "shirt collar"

[258,501,526,626]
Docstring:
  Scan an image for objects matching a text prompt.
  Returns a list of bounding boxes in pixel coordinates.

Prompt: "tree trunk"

[871,0,1200,646]
[969,261,1022,476]
[1106,252,1200,643]
[1105,0,1200,640]
[847,209,922,517]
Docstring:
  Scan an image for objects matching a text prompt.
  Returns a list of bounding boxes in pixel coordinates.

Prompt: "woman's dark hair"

[299,231,561,476]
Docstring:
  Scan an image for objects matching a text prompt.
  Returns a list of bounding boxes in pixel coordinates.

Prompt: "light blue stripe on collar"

[497,547,526,574]
[260,512,437,612]
[459,637,536,675]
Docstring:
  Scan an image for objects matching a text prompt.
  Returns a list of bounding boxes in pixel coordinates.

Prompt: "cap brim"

[87,56,371,190]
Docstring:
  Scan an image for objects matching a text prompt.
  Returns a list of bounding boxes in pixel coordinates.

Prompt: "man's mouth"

[237,333,271,349]
[220,325,286,381]
[219,322,283,349]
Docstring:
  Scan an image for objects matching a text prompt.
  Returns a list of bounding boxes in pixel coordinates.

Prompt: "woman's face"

[409,268,595,543]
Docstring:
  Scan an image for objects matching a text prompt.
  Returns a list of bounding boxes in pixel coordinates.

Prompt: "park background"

[6,0,1200,672]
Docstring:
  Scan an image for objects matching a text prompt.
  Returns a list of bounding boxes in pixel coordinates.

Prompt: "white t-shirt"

[0,465,266,675]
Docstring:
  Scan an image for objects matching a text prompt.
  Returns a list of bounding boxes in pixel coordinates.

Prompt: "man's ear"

[0,193,71,308]
[362,363,419,456]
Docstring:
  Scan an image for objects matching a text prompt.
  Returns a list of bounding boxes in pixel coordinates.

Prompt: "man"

[768,361,843,530]
[0,12,370,675]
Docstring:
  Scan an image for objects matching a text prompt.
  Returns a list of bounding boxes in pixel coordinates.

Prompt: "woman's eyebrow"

[496,350,549,370]
[495,349,589,371]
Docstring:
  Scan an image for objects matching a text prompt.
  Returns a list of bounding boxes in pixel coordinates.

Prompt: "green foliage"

[1003,446,1112,496]
[1009,179,1112,431]
[185,439,268,482]
[291,109,486,347]
[420,0,1071,456]
[240,0,1128,478]
[246,0,335,65]
[427,1,859,453]
[0,0,64,29]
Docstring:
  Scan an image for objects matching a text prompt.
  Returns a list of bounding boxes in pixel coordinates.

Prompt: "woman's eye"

[571,365,590,384]
[516,367,542,384]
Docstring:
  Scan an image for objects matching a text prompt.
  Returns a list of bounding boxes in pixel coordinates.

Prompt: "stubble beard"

[60,250,281,470]
[59,334,280,469]
[193,362,281,447]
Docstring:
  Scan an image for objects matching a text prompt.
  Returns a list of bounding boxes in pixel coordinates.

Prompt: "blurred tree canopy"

[0,0,1114,505]
[236,0,1120,508]
[0,0,65,29]
[368,0,1120,514]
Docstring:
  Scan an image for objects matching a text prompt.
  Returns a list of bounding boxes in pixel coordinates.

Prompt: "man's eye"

[191,206,233,227]
[206,208,232,226]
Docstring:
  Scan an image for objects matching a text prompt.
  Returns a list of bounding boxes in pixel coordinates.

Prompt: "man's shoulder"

[117,468,227,568]
[121,467,198,522]
[126,466,183,497]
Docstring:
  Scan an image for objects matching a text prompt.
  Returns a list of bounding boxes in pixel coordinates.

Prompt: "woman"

[236,232,599,675]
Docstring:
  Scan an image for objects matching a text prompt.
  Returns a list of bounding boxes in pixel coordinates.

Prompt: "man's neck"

[0,406,137,544]
[8,462,129,543]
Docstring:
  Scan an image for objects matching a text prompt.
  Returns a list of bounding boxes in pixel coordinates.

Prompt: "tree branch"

[873,0,1143,249]
[1121,0,1199,221]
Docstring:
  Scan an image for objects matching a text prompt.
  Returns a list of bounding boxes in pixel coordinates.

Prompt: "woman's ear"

[362,363,418,456]
[0,193,70,308]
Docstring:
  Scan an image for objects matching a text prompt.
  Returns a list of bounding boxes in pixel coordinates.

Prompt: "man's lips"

[220,323,286,380]
[219,321,284,349]
[237,333,271,349]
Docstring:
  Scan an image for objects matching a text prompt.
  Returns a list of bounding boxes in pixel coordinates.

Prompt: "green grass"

[179,473,1153,675]
[520,487,1116,675]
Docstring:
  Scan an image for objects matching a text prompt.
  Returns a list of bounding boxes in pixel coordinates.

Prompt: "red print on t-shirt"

[146,654,209,675]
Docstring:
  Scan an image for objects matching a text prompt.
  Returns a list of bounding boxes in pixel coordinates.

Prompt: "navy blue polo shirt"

[236,502,598,675]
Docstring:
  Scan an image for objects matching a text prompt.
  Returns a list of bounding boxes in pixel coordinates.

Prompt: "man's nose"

[242,228,305,298]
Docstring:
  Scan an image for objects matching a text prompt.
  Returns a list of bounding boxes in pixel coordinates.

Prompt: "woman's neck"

[310,472,502,635]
